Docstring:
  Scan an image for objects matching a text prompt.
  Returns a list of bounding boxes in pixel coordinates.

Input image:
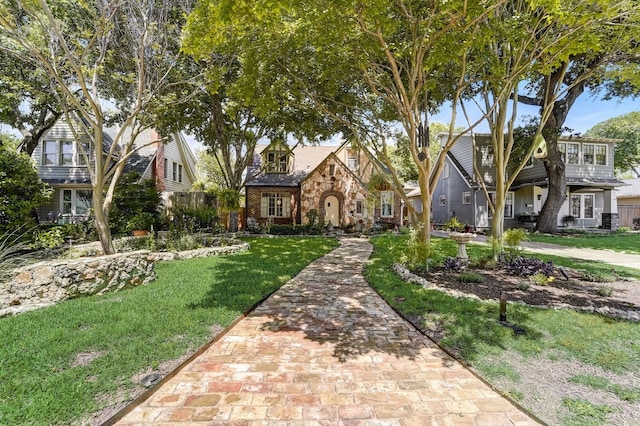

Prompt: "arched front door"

[324,195,340,226]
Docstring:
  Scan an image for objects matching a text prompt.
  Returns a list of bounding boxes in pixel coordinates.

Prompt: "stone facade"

[300,155,370,228]
[1,242,250,317]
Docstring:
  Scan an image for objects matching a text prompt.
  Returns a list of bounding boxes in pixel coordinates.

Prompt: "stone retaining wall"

[1,242,249,317]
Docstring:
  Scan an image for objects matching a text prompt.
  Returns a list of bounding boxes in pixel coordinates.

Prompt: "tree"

[518,1,640,233]
[185,0,506,244]
[585,111,640,177]
[0,143,51,231]
[0,0,193,254]
[0,49,62,156]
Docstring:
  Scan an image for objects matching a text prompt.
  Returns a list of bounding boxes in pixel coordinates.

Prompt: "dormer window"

[266,150,289,173]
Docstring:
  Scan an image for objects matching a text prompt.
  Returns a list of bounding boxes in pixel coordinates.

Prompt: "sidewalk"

[433,231,640,270]
[114,238,538,425]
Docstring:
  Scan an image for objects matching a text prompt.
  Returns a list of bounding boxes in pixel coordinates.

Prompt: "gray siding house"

[28,118,197,223]
[421,133,624,230]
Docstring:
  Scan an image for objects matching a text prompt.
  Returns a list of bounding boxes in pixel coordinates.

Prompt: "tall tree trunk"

[535,134,566,233]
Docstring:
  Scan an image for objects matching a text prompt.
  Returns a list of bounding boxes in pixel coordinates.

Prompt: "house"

[421,133,625,230]
[616,178,640,229]
[27,118,197,223]
[244,140,402,230]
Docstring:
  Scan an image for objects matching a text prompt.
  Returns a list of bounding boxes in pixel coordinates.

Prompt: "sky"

[3,90,638,153]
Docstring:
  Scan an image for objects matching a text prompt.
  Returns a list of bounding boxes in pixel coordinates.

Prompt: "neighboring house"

[27,118,196,223]
[244,141,402,230]
[418,133,624,230]
[616,178,640,229]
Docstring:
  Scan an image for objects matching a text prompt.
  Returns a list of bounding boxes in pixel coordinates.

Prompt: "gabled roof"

[247,143,342,187]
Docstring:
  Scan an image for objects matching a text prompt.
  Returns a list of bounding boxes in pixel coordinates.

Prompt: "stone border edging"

[392,263,640,322]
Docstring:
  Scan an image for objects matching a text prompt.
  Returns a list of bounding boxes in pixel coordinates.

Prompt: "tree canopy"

[585,111,640,177]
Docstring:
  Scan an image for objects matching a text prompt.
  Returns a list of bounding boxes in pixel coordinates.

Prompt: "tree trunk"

[94,202,115,254]
[18,111,61,156]
[535,141,566,233]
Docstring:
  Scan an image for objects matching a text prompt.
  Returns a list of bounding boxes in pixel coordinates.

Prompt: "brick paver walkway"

[116,238,538,425]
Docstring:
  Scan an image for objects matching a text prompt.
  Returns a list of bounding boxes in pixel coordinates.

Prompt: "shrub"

[267,224,295,235]
[502,255,554,277]
[171,206,219,232]
[530,271,554,286]
[581,272,616,283]
[617,226,630,233]
[443,256,466,272]
[504,228,528,251]
[517,282,530,291]
[32,227,65,249]
[399,224,433,272]
[459,272,485,283]
[109,172,162,236]
[0,144,52,232]
[597,286,614,297]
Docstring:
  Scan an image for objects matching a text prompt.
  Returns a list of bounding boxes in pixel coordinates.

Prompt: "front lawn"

[0,237,338,426]
[365,235,640,426]
[527,231,640,255]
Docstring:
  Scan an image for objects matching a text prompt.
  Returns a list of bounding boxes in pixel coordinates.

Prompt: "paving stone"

[114,238,539,425]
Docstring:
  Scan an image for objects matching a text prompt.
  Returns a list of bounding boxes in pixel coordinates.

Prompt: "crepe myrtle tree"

[0,0,194,254]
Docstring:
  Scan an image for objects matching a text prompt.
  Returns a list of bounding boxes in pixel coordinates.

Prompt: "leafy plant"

[459,271,485,283]
[128,211,155,231]
[444,216,464,232]
[109,172,161,236]
[32,227,65,249]
[502,256,554,277]
[597,286,614,297]
[0,143,52,232]
[530,271,554,286]
[504,228,528,252]
[581,272,616,283]
[399,224,433,272]
[443,256,465,272]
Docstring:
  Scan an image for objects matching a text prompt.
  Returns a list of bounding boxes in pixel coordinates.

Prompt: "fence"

[618,205,640,229]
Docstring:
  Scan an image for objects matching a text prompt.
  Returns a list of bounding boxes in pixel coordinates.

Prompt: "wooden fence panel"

[617,205,640,228]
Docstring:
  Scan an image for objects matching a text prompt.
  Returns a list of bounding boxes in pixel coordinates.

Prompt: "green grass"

[527,231,640,255]
[0,237,338,425]
[365,235,640,422]
[561,398,618,426]
[569,374,640,402]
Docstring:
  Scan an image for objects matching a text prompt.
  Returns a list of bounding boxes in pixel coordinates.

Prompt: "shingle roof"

[617,178,640,198]
[247,143,342,187]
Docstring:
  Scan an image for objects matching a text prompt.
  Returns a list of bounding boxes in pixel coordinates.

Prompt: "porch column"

[602,189,619,230]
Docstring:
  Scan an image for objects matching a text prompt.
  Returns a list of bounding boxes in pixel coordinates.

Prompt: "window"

[163,158,168,179]
[266,150,289,173]
[443,163,450,178]
[261,192,291,217]
[60,141,73,166]
[329,164,335,176]
[61,189,93,216]
[380,191,394,217]
[355,200,363,215]
[439,194,446,206]
[559,142,579,165]
[462,192,471,205]
[488,192,514,218]
[570,193,595,219]
[583,144,606,165]
[43,141,57,165]
[347,149,359,170]
[42,140,90,166]
[78,142,90,166]
[172,162,183,183]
